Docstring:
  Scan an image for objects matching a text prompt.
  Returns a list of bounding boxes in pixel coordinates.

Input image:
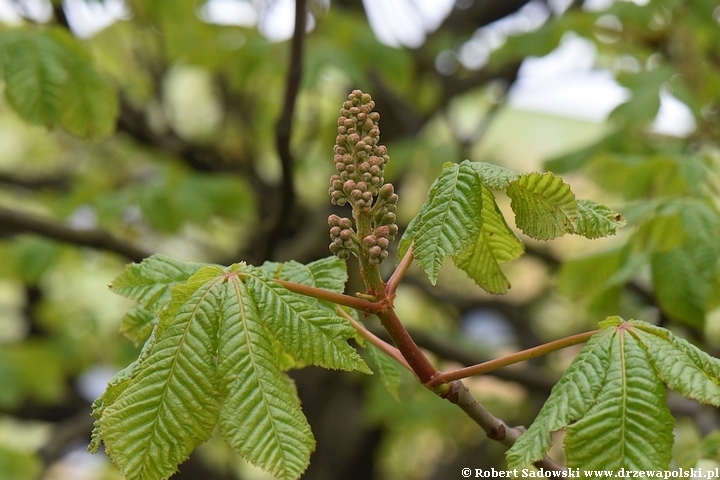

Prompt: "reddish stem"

[335,307,413,373]
[385,242,413,301]
[426,329,600,388]
[275,279,381,313]
[376,308,439,385]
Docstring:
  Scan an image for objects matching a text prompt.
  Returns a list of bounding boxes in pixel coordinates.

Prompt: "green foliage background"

[0,0,719,478]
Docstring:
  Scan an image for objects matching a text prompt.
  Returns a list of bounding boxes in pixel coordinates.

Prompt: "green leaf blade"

[453,185,524,294]
[506,172,578,240]
[260,256,348,311]
[400,160,484,284]
[1,31,67,126]
[218,276,314,480]
[111,254,205,313]
[247,268,370,374]
[119,306,157,347]
[469,161,520,190]
[575,199,626,239]
[564,330,674,470]
[99,267,223,480]
[631,320,720,407]
[506,329,614,469]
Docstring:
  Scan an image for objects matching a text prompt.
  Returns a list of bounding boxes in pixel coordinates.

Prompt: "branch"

[0,172,69,190]
[376,308,439,385]
[426,330,600,388]
[0,206,150,262]
[447,380,565,471]
[335,307,412,372]
[266,0,307,259]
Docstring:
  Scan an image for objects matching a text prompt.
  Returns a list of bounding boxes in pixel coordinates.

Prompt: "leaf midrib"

[230,275,290,477]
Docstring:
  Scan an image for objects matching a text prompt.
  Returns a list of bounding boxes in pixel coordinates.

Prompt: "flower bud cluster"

[328,214,355,260]
[328,90,390,209]
[328,90,398,266]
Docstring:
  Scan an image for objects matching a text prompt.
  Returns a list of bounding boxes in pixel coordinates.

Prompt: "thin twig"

[335,307,412,372]
[267,0,307,258]
[447,380,566,471]
[385,242,413,300]
[426,330,600,388]
[0,206,150,262]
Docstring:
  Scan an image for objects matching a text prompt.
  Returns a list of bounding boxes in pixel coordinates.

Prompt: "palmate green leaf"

[509,317,720,471]
[111,254,205,313]
[99,266,224,480]
[575,199,626,239]
[564,330,673,470]
[631,320,720,406]
[217,274,314,480]
[399,160,484,285]
[506,329,614,469]
[506,172,578,240]
[246,266,370,374]
[453,184,524,294]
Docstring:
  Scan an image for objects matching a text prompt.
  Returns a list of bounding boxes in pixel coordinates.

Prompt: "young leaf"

[246,267,371,373]
[469,161,520,190]
[575,199,626,239]
[399,160,484,284]
[453,184,524,294]
[99,266,224,479]
[563,330,674,470]
[306,256,348,294]
[509,318,720,471]
[506,329,614,469]
[119,306,156,346]
[217,275,314,480]
[506,172,578,240]
[111,254,205,313]
[365,343,401,402]
[631,320,720,406]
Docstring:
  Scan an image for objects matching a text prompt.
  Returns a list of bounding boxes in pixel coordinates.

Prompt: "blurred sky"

[0,0,697,137]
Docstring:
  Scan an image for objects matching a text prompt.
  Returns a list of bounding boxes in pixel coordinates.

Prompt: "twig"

[267,0,307,258]
[447,380,566,471]
[426,329,600,388]
[0,206,150,262]
[376,308,439,385]
[335,307,412,372]
[385,242,413,300]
